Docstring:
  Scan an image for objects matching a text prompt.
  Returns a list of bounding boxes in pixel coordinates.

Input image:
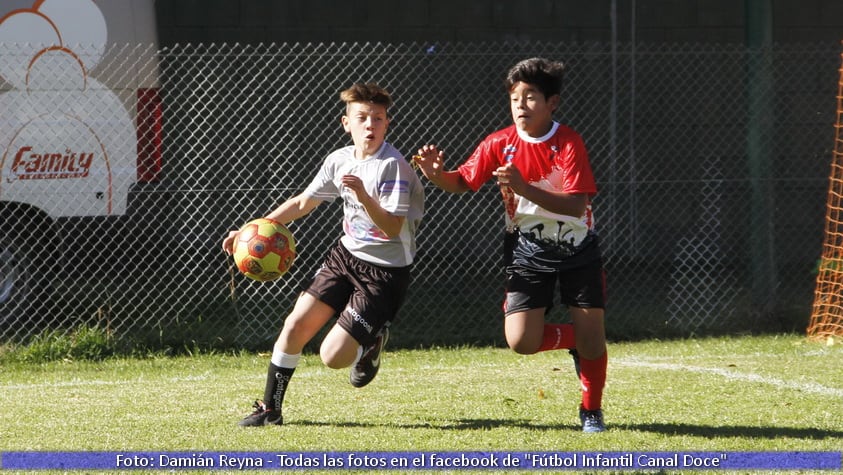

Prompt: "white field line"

[617,359,843,398]
[0,368,340,392]
[3,359,841,399]
[0,373,211,391]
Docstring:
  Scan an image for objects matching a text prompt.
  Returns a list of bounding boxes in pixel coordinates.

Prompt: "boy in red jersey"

[414,57,607,432]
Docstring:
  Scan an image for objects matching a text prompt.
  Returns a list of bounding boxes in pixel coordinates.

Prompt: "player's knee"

[508,338,540,355]
[319,336,356,368]
[321,354,343,369]
[320,346,349,369]
[278,314,308,340]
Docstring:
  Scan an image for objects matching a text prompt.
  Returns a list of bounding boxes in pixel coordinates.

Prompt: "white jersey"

[303,142,424,267]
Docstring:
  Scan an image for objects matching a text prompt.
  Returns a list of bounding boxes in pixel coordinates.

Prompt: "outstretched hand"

[413,144,445,181]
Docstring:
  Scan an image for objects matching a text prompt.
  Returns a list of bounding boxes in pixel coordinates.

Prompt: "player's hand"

[341,175,370,202]
[221,230,238,255]
[493,163,526,194]
[413,144,444,180]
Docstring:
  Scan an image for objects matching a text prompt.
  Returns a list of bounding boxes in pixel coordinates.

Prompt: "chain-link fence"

[1,41,839,350]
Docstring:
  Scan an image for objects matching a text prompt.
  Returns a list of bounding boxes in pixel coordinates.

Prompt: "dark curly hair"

[504,57,566,99]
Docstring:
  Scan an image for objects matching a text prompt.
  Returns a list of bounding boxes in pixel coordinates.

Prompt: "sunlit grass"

[1,334,841,474]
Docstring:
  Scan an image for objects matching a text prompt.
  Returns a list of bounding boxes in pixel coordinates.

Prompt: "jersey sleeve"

[457,134,501,192]
[558,129,597,195]
[377,158,413,216]
[302,153,340,201]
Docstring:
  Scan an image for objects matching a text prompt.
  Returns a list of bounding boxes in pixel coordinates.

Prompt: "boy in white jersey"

[222,83,424,427]
[414,58,608,432]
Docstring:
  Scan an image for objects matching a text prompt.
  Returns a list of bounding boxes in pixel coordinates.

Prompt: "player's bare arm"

[493,163,588,217]
[264,193,321,225]
[221,194,320,255]
[341,174,405,237]
[414,144,471,193]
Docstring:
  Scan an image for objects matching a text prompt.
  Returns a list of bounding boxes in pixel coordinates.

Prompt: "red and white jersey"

[458,122,597,249]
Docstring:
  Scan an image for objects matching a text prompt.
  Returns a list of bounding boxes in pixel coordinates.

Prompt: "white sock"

[271,351,301,369]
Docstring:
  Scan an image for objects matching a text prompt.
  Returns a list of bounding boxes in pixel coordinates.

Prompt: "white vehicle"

[0,0,160,322]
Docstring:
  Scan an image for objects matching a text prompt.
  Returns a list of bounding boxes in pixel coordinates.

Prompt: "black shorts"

[503,233,606,315]
[303,241,411,347]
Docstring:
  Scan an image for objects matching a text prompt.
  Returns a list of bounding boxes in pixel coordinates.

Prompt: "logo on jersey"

[503,144,517,162]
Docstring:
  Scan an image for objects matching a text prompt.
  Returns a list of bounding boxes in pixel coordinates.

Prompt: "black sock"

[263,363,295,411]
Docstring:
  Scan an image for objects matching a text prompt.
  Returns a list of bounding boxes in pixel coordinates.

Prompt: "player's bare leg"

[320,325,363,369]
[505,308,578,379]
[505,308,577,355]
[278,293,337,353]
[504,308,547,354]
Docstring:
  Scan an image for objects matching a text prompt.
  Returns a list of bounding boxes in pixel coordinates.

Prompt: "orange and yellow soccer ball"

[233,218,296,281]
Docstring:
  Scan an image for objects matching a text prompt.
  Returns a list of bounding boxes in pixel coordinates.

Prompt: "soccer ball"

[232,218,296,281]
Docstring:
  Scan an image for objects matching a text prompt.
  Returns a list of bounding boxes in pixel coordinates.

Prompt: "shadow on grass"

[624,422,843,440]
[292,419,843,439]
[290,418,577,431]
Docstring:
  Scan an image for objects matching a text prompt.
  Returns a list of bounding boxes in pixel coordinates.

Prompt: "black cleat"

[350,327,389,388]
[579,406,606,433]
[238,400,282,427]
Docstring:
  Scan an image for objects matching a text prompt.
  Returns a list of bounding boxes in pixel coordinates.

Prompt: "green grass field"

[1,334,841,474]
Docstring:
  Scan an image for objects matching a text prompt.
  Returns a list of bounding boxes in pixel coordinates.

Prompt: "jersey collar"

[516,121,559,143]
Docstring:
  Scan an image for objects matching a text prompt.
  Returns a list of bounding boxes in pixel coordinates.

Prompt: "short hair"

[504,57,566,99]
[340,83,393,111]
